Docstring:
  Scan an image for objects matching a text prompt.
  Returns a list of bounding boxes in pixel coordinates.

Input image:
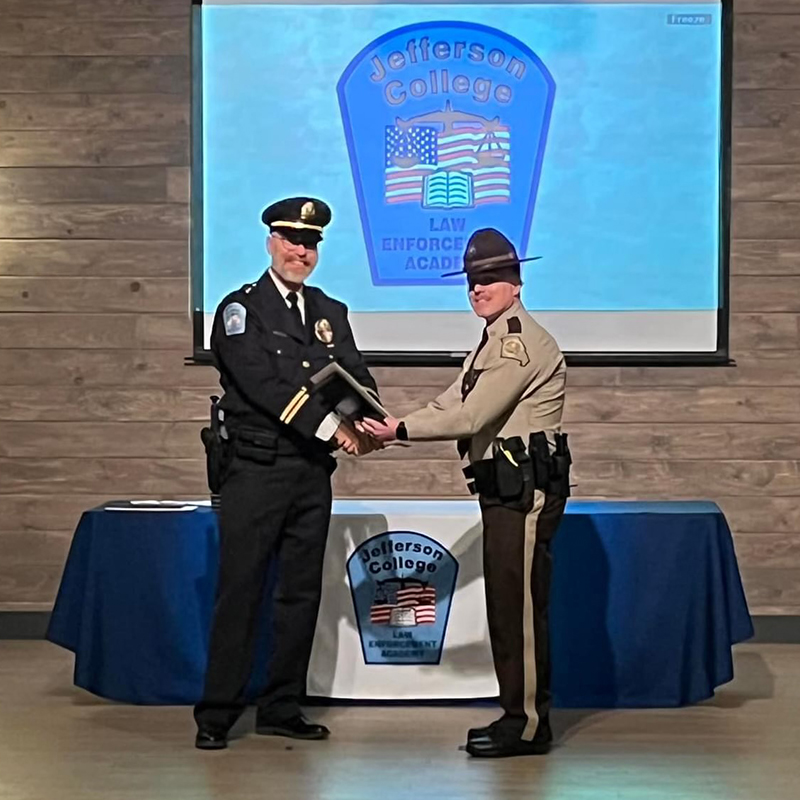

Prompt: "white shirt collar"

[268,268,304,302]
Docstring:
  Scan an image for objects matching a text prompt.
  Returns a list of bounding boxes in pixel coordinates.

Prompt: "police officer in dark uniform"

[194,197,378,750]
[362,229,570,758]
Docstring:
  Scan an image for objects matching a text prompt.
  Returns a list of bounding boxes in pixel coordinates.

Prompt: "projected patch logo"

[347,532,458,665]
[338,22,555,285]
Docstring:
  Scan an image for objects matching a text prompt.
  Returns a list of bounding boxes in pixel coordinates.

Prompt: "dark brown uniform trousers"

[481,489,566,741]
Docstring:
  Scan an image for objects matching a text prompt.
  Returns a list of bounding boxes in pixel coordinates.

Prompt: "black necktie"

[461,327,489,401]
[287,291,304,333]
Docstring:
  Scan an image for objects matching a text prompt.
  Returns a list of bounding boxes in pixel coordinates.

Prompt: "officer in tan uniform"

[362,228,571,758]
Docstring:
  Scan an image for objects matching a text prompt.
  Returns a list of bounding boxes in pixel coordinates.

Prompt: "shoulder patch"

[507,317,522,335]
[501,334,530,367]
[223,302,247,336]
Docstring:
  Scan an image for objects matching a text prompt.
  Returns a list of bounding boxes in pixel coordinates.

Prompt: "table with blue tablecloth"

[46,499,753,706]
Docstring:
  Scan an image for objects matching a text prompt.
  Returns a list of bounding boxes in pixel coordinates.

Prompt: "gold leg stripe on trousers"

[279,388,308,423]
[521,489,546,741]
[283,392,310,424]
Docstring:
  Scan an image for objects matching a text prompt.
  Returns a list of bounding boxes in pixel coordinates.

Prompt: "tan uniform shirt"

[402,300,566,462]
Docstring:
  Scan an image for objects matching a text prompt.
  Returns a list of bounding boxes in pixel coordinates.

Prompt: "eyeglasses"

[468,277,499,290]
[273,232,318,251]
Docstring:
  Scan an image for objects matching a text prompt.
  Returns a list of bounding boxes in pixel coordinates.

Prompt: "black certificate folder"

[309,362,388,421]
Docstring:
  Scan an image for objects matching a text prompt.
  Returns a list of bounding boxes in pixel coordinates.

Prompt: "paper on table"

[104,504,198,512]
[128,500,204,506]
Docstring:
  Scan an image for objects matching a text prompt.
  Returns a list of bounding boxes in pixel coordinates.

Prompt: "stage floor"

[0,641,797,800]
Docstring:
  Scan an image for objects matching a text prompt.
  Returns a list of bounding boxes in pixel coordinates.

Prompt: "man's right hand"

[332,423,359,455]
[332,422,382,456]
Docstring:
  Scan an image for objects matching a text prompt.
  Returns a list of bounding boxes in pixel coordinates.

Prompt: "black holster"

[200,396,225,508]
[463,436,536,512]
[551,432,573,498]
[530,431,572,498]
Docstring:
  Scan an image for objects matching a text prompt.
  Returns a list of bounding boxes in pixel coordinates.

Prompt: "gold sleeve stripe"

[280,388,308,422]
[283,392,310,424]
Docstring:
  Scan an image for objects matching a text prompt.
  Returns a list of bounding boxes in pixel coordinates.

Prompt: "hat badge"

[301,201,315,221]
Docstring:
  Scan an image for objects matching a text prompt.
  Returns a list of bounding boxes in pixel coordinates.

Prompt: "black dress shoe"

[468,715,549,743]
[256,714,330,740]
[467,718,503,742]
[466,719,552,758]
[466,733,550,758]
[195,728,228,750]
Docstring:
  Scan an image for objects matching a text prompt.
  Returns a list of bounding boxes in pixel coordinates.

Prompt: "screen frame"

[188,0,734,368]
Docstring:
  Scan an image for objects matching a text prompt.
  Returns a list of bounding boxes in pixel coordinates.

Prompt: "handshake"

[312,363,401,456]
[331,416,400,457]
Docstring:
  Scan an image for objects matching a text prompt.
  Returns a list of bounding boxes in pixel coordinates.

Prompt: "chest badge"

[314,318,334,344]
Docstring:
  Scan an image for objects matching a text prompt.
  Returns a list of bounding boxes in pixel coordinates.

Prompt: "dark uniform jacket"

[211,270,377,457]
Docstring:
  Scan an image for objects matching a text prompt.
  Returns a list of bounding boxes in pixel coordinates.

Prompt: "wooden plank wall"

[0,0,799,614]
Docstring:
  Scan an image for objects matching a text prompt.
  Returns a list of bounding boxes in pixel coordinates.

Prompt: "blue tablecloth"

[47,500,752,706]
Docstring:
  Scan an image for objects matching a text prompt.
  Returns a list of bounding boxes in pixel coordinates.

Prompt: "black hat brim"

[441,255,542,279]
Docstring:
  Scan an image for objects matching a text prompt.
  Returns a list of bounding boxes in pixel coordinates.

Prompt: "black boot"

[467,714,510,742]
[466,717,552,758]
[195,727,229,750]
[256,714,330,740]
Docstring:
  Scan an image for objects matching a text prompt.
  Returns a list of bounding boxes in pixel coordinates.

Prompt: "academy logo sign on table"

[347,531,458,665]
[338,21,555,285]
